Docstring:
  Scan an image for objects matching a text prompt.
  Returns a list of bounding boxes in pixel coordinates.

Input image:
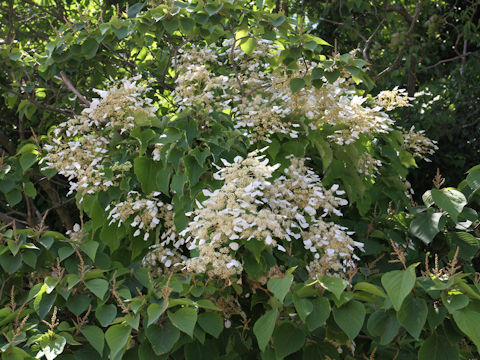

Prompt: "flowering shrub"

[0,1,479,360]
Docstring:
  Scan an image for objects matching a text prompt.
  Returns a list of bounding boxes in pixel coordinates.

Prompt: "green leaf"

[23,181,37,198]
[198,312,223,338]
[80,241,99,261]
[95,303,117,327]
[397,295,428,339]
[66,294,91,316]
[318,276,348,300]
[0,252,22,274]
[180,17,195,32]
[270,14,285,27]
[147,302,168,327]
[418,332,459,360]
[40,334,66,360]
[253,309,278,352]
[466,169,480,194]
[293,295,313,322]
[196,299,221,311]
[354,282,386,298]
[267,274,293,303]
[127,2,144,18]
[85,279,109,299]
[367,310,400,345]
[2,347,32,360]
[427,305,447,331]
[289,78,305,93]
[134,157,161,194]
[81,326,104,355]
[423,190,434,207]
[105,324,131,360]
[431,188,467,223]
[240,37,257,55]
[58,246,75,261]
[184,155,204,186]
[5,189,22,207]
[332,300,365,340]
[452,303,480,352]
[305,298,330,331]
[409,211,444,244]
[19,153,37,172]
[82,38,99,59]
[170,172,186,195]
[442,293,469,313]
[381,264,417,311]
[168,307,197,337]
[273,321,305,358]
[447,232,480,259]
[205,3,223,15]
[146,322,180,355]
[324,69,340,83]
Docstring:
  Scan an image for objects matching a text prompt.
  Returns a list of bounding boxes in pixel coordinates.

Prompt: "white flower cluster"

[402,126,439,162]
[172,40,419,146]
[175,149,363,279]
[106,191,165,241]
[376,87,411,111]
[41,76,158,199]
[358,153,383,177]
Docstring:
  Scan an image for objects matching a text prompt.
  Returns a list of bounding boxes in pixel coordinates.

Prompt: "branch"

[363,19,385,62]
[319,18,367,42]
[375,2,422,80]
[386,5,413,23]
[0,213,27,229]
[0,82,73,115]
[34,175,73,230]
[56,71,91,106]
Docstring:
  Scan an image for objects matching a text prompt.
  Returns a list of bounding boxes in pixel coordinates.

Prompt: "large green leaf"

[367,309,400,345]
[332,300,365,340]
[146,322,180,355]
[381,264,417,311]
[105,324,131,360]
[466,169,480,195]
[267,274,293,303]
[273,321,305,358]
[409,210,444,244]
[134,157,161,194]
[318,276,348,300]
[85,279,109,299]
[452,303,480,352]
[253,309,278,352]
[95,303,117,327]
[147,302,168,327]
[40,334,66,360]
[431,188,467,222]
[167,307,197,337]
[81,326,104,355]
[418,332,459,360]
[306,298,331,331]
[198,312,223,338]
[397,295,428,339]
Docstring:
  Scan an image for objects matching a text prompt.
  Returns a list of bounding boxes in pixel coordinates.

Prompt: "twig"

[376,2,422,80]
[56,71,91,106]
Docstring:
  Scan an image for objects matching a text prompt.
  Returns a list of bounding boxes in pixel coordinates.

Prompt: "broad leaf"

[253,309,278,352]
[381,264,417,311]
[267,274,293,303]
[332,300,365,340]
[397,295,428,339]
[168,307,197,337]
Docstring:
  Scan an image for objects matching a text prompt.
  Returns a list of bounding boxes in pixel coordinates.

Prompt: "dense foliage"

[0,1,479,359]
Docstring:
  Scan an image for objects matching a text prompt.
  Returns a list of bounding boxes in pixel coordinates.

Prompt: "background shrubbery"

[0,1,479,359]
